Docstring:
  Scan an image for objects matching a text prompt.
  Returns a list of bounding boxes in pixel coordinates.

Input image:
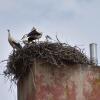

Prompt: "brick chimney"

[17,60,100,100]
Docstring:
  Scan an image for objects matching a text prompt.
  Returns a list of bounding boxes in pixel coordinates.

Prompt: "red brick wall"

[17,62,100,100]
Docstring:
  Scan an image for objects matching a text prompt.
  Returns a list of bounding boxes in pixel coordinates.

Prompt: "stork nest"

[4,41,90,81]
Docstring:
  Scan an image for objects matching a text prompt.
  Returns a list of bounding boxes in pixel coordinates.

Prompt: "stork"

[8,30,22,50]
[21,27,42,43]
[27,27,42,43]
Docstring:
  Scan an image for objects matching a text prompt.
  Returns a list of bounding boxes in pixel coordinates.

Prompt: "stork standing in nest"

[28,27,42,43]
[21,27,42,43]
[8,30,22,50]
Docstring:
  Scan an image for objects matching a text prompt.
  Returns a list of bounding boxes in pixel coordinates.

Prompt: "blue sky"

[0,0,100,100]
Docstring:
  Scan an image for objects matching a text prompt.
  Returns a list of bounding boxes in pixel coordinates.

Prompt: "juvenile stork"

[27,27,42,43]
[8,30,22,50]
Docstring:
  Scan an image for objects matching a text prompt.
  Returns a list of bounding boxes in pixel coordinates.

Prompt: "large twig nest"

[4,41,90,81]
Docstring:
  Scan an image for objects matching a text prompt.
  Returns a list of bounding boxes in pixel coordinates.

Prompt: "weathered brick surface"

[17,62,100,100]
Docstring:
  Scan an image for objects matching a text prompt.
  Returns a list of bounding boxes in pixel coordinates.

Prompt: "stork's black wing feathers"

[12,41,22,49]
[27,30,41,37]
[27,32,33,37]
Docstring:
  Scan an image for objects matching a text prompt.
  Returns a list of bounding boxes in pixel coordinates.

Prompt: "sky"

[0,0,100,100]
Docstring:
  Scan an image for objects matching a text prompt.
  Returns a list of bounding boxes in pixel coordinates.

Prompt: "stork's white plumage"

[8,30,22,50]
[21,34,29,45]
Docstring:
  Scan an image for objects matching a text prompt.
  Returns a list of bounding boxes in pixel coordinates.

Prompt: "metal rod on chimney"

[89,43,98,65]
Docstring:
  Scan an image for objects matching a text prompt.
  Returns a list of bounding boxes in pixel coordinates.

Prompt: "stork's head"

[31,27,36,31]
[7,29,11,38]
[7,29,10,32]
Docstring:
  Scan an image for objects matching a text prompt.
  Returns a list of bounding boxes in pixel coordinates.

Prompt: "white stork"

[21,27,42,43]
[8,30,22,50]
[27,27,42,43]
